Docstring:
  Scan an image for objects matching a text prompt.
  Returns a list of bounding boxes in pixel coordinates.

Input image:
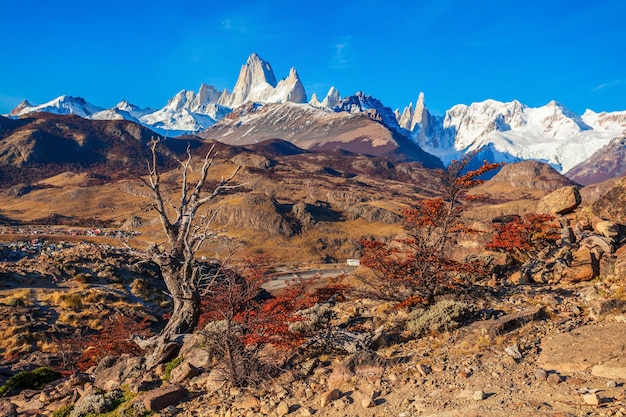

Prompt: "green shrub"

[61,293,83,310]
[0,366,61,396]
[4,297,25,307]
[52,405,73,417]
[162,356,184,381]
[407,299,477,337]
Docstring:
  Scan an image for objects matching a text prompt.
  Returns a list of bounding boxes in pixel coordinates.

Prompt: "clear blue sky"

[1,0,625,116]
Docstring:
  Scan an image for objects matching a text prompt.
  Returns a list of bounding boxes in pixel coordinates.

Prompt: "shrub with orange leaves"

[58,314,153,371]
[360,154,502,308]
[486,213,561,265]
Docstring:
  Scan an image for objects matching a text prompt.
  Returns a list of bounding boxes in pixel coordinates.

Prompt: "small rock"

[332,397,347,410]
[505,344,523,360]
[169,362,200,384]
[535,369,548,381]
[582,393,601,405]
[276,401,290,416]
[606,380,617,388]
[417,364,431,377]
[547,373,561,385]
[472,390,485,401]
[361,397,375,408]
[233,395,261,410]
[300,358,319,376]
[566,377,586,386]
[299,407,312,416]
[320,389,340,407]
[456,389,474,399]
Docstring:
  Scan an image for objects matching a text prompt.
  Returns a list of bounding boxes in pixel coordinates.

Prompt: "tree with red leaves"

[486,213,561,265]
[199,254,327,387]
[360,154,502,307]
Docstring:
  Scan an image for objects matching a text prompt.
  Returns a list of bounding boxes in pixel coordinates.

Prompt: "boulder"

[471,307,544,336]
[595,220,620,239]
[536,186,581,215]
[580,235,614,255]
[169,362,200,385]
[537,323,626,374]
[600,245,626,281]
[93,356,144,391]
[0,401,17,417]
[140,384,188,412]
[562,247,596,283]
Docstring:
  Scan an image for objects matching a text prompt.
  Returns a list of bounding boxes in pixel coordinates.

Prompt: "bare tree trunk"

[224,323,239,387]
[135,138,242,367]
[160,276,200,341]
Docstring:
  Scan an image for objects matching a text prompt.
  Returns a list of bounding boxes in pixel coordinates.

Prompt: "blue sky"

[1,0,625,116]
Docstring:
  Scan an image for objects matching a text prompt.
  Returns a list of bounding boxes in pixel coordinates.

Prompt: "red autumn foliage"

[63,314,153,371]
[486,213,561,265]
[199,254,344,386]
[360,155,502,307]
[200,256,328,349]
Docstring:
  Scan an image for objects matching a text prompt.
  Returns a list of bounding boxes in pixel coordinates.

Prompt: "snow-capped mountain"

[581,109,626,131]
[89,100,153,124]
[400,97,626,173]
[10,96,103,118]
[7,53,626,179]
[565,133,626,185]
[135,86,230,136]
[9,54,309,136]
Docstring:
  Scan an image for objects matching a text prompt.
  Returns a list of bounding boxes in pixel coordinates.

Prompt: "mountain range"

[6,53,626,183]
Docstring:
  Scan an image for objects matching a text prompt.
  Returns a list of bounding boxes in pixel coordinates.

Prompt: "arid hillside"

[1,114,626,417]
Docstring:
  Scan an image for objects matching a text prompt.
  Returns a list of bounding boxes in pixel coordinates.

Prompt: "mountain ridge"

[7,53,626,179]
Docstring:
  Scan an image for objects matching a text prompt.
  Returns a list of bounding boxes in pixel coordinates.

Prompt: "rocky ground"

[2,275,626,417]
[0,177,625,417]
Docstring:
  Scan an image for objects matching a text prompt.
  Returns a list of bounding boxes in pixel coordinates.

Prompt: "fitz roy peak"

[219,53,307,108]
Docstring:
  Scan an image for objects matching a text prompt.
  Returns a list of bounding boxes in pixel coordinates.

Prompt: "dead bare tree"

[135,138,241,364]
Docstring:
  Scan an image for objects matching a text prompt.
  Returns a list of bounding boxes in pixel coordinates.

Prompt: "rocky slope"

[565,134,626,185]
[0,113,202,187]
[200,102,442,168]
